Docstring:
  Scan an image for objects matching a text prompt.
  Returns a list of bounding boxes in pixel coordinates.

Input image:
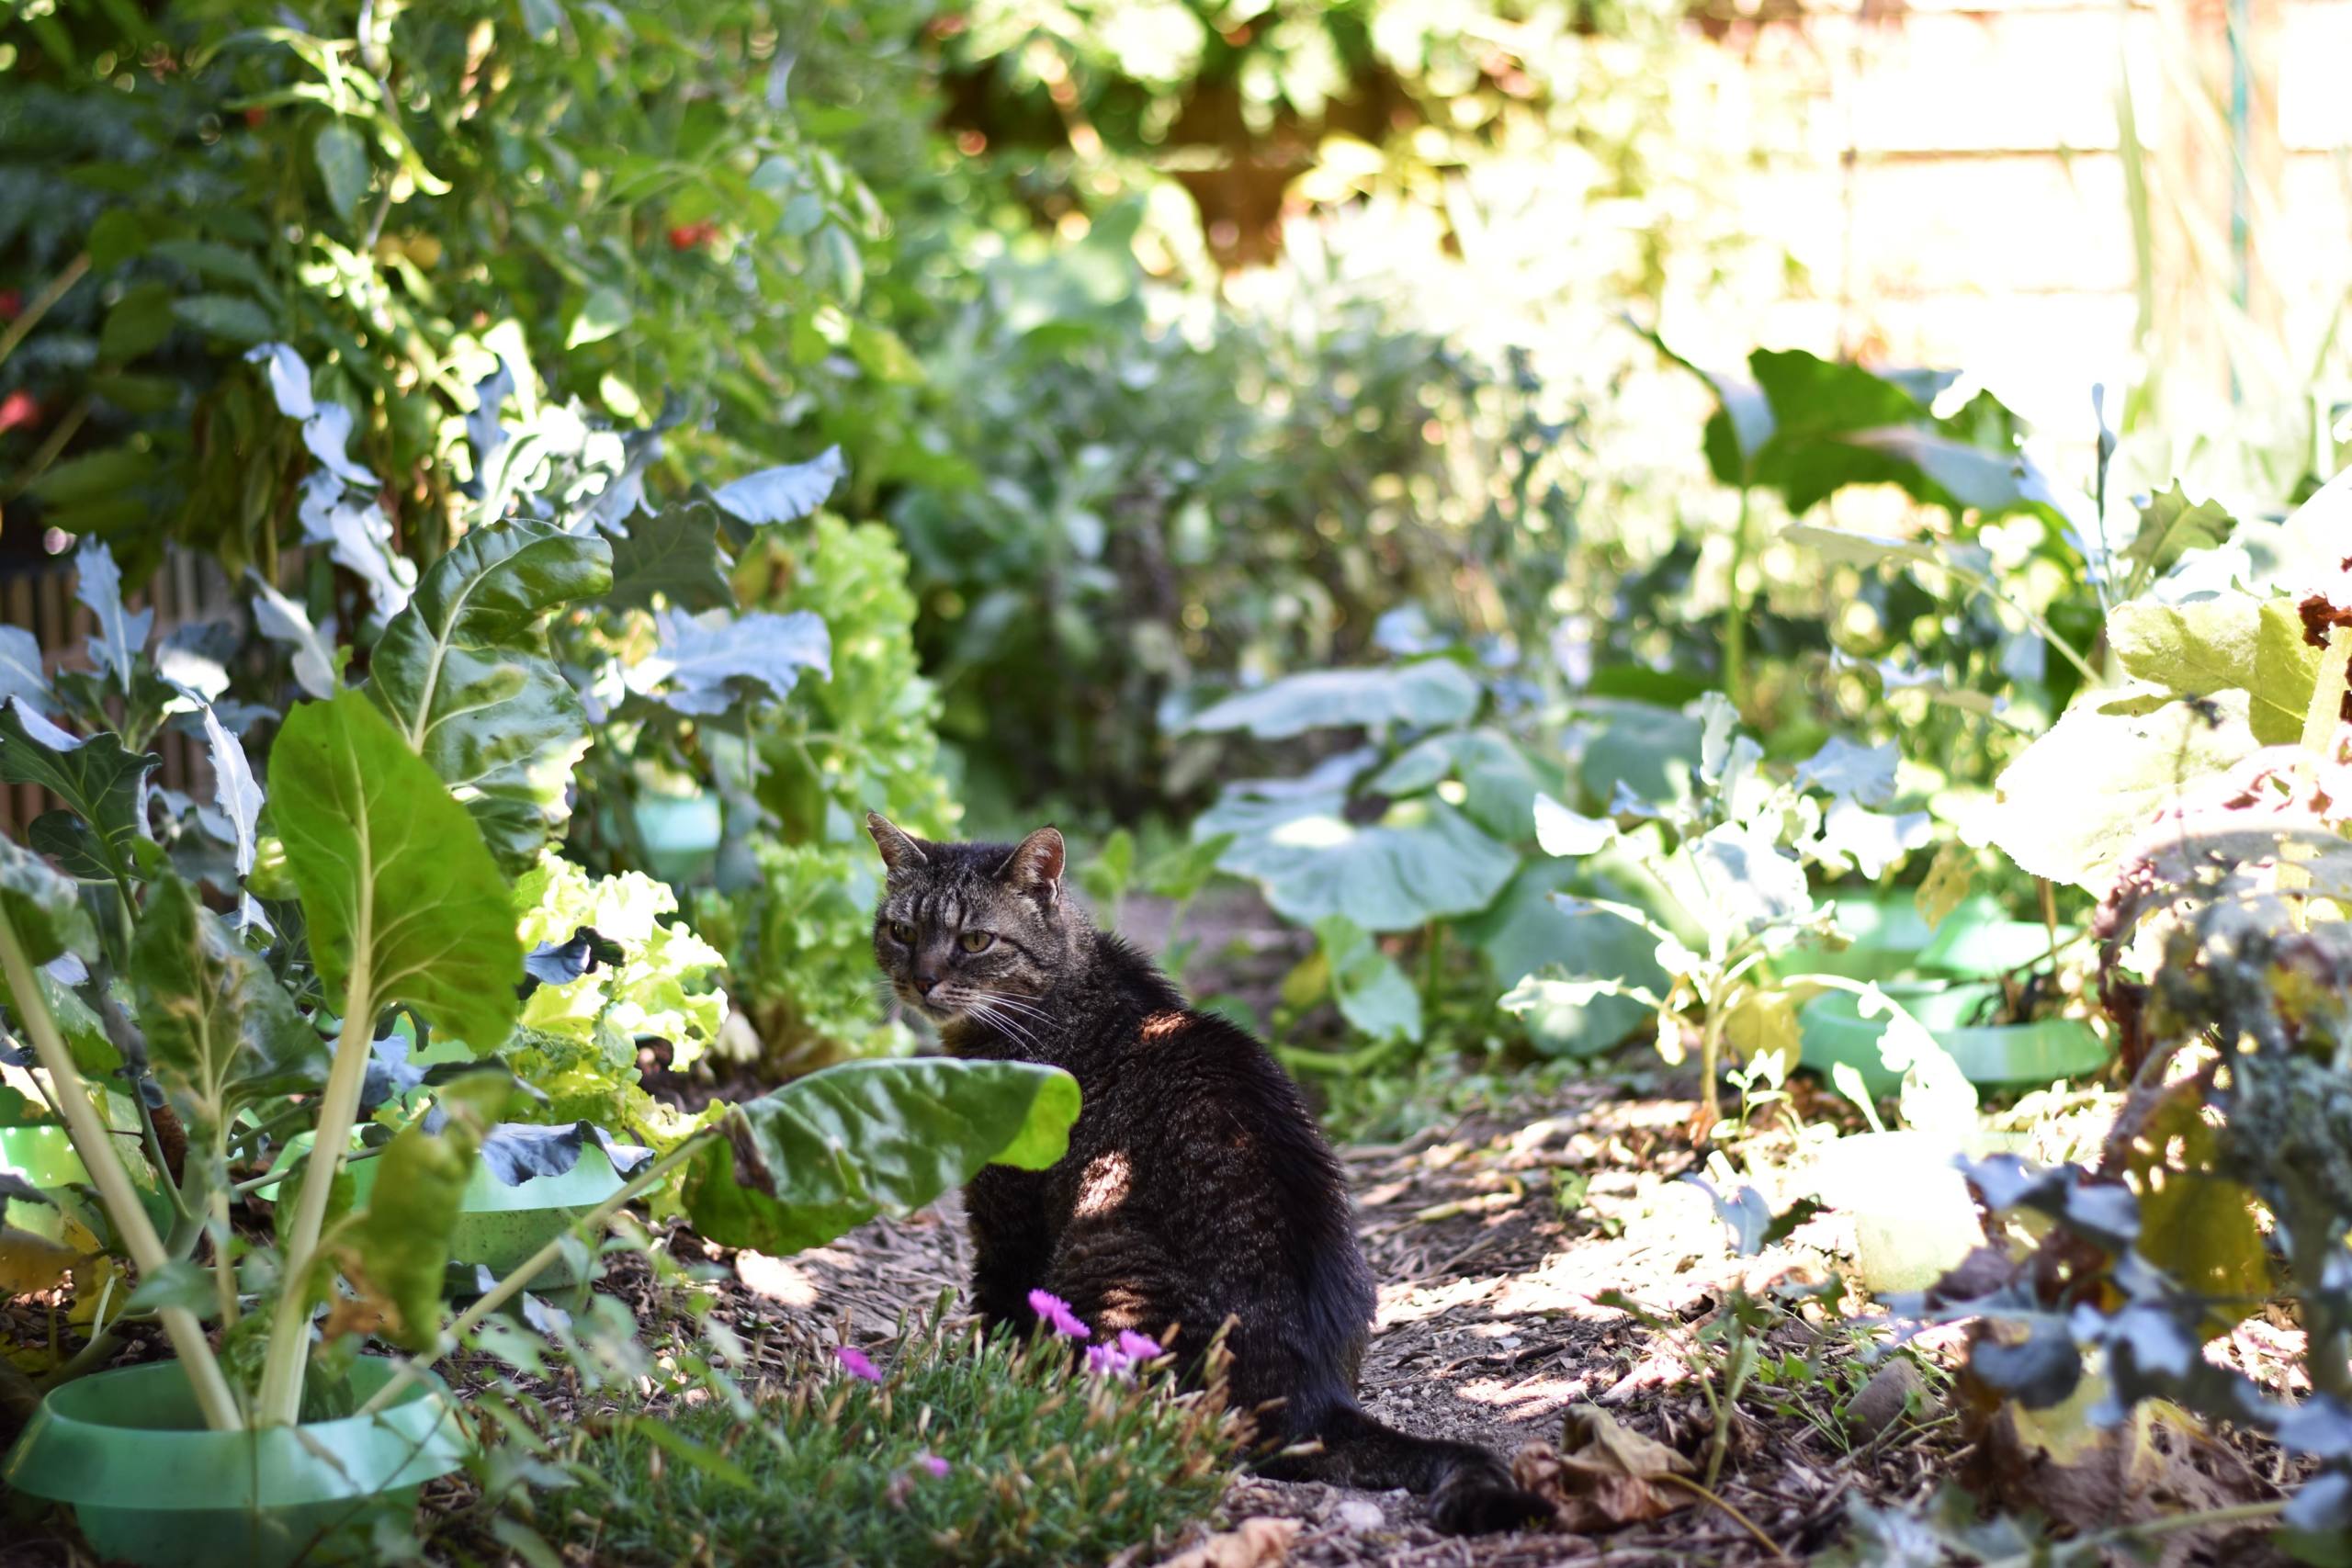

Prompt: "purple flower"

[1027,1288,1091,1340]
[833,1345,883,1383]
[1084,1342,1133,1379]
[917,1452,951,1478]
[1115,1330,1162,1362]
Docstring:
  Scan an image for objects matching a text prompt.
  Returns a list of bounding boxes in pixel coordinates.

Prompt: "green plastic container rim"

[4,1358,467,1511]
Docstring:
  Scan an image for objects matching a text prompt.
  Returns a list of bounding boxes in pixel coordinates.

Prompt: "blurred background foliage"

[3,0,2349,1087]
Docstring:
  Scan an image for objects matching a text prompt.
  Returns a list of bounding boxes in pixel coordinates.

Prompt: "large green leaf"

[1185,660,1480,739]
[2107,596,2261,700]
[681,1059,1080,1254]
[332,1080,498,1352]
[0,704,157,886]
[2250,598,2324,746]
[129,875,325,1144]
[1462,858,1665,1058]
[1194,787,1517,932]
[0,836,96,965]
[1368,728,1553,840]
[1576,701,1703,810]
[607,500,736,613]
[269,690,522,1050]
[1312,915,1422,1045]
[1986,690,2257,888]
[368,521,612,872]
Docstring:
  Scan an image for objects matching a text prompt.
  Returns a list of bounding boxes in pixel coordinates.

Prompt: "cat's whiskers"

[977,991,1054,1022]
[961,994,1042,1052]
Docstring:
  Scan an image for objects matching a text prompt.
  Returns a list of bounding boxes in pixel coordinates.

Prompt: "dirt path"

[691,1073,1967,1568]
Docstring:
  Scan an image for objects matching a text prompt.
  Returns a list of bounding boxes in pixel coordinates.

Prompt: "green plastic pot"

[631,790,722,886]
[3,1358,466,1568]
[260,1139,625,1292]
[0,1123,87,1242]
[374,1142,624,1291]
[1799,979,2108,1097]
[1789,894,2069,985]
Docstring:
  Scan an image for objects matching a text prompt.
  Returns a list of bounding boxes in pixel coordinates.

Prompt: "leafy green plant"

[1,1,914,581]
[0,412,1072,1452]
[1878,478,2352,1558]
[1506,694,1972,1131]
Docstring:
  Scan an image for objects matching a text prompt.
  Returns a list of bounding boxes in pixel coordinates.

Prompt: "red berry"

[0,390,41,434]
[243,107,266,128]
[0,290,19,321]
[667,220,718,251]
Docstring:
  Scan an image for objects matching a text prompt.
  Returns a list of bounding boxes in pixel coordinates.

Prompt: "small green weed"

[526,1314,1245,1566]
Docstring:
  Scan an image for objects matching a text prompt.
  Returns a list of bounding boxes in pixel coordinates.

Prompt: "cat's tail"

[1256,1403,1554,1535]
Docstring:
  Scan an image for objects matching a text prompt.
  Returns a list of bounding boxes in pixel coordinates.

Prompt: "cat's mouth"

[899,983,1046,1046]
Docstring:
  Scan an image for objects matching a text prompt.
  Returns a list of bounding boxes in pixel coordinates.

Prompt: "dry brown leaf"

[1964,1394,2271,1568]
[0,1226,83,1295]
[1511,1405,1698,1531]
[1153,1517,1300,1568]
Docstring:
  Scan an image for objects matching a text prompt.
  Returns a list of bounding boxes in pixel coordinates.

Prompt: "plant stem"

[0,252,89,372]
[0,915,243,1430]
[1975,1501,2285,1568]
[254,954,376,1427]
[356,1135,707,1417]
[1724,484,1755,713]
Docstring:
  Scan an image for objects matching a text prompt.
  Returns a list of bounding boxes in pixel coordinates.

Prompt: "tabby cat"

[866,813,1551,1534]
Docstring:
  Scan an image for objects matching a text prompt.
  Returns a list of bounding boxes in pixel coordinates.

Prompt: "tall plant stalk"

[0,917,243,1430]
[253,949,377,1426]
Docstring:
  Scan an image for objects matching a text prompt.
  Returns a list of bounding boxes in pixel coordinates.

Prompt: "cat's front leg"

[963,1165,1056,1333]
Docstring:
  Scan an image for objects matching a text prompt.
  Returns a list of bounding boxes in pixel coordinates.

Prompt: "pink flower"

[1027,1288,1090,1340]
[917,1452,951,1478]
[1115,1330,1162,1362]
[833,1345,883,1383]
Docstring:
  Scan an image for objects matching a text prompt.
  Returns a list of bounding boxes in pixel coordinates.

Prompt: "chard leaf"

[268,690,522,1051]
[0,835,96,964]
[682,1059,1080,1254]
[130,875,324,1144]
[333,1079,500,1353]
[368,521,613,872]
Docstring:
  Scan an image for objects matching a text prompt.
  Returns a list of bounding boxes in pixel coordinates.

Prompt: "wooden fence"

[2,548,237,840]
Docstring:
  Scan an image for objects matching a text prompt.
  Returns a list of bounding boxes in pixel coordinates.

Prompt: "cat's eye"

[888,920,917,944]
[957,930,995,953]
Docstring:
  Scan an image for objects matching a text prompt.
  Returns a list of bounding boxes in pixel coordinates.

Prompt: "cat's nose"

[915,971,942,996]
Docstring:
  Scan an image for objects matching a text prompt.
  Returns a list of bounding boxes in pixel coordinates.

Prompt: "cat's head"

[865,812,1080,1030]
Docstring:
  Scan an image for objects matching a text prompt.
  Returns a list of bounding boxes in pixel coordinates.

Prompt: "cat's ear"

[865,811,930,874]
[996,826,1065,910]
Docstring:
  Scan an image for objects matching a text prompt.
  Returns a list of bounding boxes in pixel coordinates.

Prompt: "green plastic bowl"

[381,1142,624,1291]
[3,1357,466,1568]
[1799,980,2109,1097]
[0,1123,88,1242]
[1789,894,2070,985]
[631,790,723,886]
[259,1138,625,1292]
